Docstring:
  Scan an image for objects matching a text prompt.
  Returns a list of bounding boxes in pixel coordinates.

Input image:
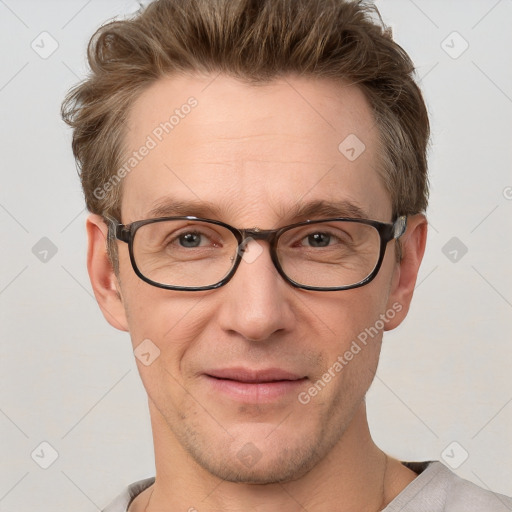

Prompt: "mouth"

[203,367,308,402]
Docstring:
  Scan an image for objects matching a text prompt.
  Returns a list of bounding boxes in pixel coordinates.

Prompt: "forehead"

[121,73,391,224]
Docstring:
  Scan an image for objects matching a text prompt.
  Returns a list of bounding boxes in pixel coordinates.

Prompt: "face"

[88,73,425,484]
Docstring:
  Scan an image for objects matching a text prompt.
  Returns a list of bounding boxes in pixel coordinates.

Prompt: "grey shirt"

[102,461,512,511]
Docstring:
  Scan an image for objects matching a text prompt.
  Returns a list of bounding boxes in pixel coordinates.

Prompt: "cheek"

[319,288,389,340]
[120,288,213,412]
[306,288,390,379]
[118,265,210,367]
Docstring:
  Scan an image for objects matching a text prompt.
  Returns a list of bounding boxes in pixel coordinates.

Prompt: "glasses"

[107,215,407,292]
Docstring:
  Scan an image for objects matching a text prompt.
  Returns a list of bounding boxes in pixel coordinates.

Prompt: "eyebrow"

[146,198,223,219]
[143,197,370,224]
[285,200,369,221]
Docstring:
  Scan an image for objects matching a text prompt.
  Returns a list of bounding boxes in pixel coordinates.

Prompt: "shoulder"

[384,461,512,512]
[102,477,155,512]
[441,464,512,512]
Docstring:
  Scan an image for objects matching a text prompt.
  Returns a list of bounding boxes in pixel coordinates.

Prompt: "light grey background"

[1,0,511,510]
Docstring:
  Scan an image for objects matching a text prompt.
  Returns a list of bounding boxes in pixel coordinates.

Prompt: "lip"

[203,367,307,403]
[207,367,304,382]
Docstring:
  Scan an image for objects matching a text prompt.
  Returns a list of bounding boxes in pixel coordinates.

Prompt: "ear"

[384,214,428,330]
[86,214,129,331]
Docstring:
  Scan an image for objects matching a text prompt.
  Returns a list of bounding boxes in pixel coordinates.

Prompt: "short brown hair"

[62,0,429,247]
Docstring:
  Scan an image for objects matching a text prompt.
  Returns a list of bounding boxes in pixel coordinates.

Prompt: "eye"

[178,232,205,248]
[305,232,333,247]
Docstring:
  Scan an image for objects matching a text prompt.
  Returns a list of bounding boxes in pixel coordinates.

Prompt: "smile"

[204,367,308,402]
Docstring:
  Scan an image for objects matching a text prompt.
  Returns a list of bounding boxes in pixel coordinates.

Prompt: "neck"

[141,401,411,512]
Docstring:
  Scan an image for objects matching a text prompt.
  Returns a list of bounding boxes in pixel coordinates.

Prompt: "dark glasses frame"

[106,215,407,292]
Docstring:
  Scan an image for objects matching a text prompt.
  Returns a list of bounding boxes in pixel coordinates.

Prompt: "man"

[61,0,512,510]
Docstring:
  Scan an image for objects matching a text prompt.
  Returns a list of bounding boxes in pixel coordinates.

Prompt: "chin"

[183,434,323,484]
[198,456,316,485]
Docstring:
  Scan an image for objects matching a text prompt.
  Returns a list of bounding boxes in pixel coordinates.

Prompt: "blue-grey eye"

[179,232,202,247]
[307,233,331,247]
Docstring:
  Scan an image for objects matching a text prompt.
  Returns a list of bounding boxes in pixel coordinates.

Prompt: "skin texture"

[87,74,427,511]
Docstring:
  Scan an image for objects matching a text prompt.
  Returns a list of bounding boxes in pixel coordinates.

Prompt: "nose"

[216,239,295,342]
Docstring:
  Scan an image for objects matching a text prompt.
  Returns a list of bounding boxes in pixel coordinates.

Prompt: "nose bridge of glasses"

[238,228,279,248]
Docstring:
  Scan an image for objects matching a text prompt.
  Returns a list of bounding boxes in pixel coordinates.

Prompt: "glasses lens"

[277,220,381,288]
[132,220,238,288]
